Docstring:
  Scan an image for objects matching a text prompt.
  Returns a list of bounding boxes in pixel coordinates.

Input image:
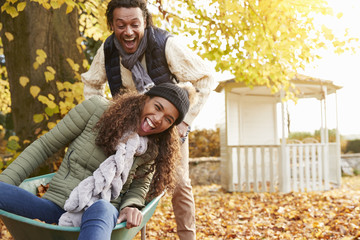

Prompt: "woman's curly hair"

[94,91,180,198]
[146,127,180,199]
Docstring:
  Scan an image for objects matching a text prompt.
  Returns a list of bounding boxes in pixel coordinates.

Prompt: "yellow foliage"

[66,5,73,14]
[66,58,80,71]
[33,114,44,123]
[47,101,57,109]
[4,32,14,42]
[146,0,353,98]
[33,62,39,70]
[50,1,61,9]
[35,49,47,67]
[189,129,220,157]
[19,76,29,87]
[59,101,73,115]
[321,25,334,41]
[36,49,47,58]
[46,66,56,74]
[38,95,57,108]
[1,2,18,18]
[30,86,41,98]
[33,49,47,70]
[48,94,55,101]
[65,0,76,7]
[42,3,51,10]
[336,12,343,19]
[77,0,109,41]
[44,71,55,82]
[17,1,26,11]
[76,36,85,45]
[8,136,19,142]
[76,45,82,54]
[82,59,89,69]
[74,72,81,81]
[56,82,64,91]
[132,177,360,239]
[47,122,56,130]
[63,81,73,89]
[0,77,11,114]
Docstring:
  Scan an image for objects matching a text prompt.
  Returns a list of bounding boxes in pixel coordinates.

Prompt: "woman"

[0,83,194,240]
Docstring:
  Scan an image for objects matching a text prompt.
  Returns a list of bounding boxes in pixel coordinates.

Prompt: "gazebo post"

[323,86,329,144]
[320,99,324,143]
[335,92,342,186]
[322,86,329,189]
[280,89,290,192]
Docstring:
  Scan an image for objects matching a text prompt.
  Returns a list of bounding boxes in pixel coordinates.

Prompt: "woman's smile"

[138,96,179,136]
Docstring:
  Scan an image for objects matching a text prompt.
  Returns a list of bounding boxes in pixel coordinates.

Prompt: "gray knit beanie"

[145,83,190,125]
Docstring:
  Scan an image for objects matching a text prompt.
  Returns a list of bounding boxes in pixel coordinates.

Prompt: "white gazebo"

[215,74,342,193]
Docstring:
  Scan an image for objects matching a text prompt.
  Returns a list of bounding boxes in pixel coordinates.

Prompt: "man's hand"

[177,121,189,138]
[117,207,143,229]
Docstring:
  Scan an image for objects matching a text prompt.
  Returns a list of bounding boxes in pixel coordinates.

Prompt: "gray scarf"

[114,29,154,93]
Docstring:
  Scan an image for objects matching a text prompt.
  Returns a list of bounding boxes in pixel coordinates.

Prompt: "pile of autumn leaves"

[136,177,360,240]
[2,177,360,239]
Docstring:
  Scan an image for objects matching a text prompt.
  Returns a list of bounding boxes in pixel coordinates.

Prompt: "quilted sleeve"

[0,96,103,186]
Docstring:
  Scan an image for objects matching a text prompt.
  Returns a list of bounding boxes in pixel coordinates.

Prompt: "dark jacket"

[104,26,176,96]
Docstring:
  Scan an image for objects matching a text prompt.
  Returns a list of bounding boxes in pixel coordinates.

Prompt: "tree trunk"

[0,0,85,144]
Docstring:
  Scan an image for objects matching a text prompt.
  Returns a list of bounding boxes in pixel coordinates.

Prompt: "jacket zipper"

[64,150,74,179]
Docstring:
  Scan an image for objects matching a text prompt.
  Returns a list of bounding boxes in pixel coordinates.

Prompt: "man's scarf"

[58,133,148,227]
[114,29,154,93]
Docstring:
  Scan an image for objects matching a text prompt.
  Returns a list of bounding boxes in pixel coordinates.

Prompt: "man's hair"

[106,0,153,30]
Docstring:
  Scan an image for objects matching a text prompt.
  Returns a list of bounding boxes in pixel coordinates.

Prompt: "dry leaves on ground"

[135,176,360,240]
[2,177,360,239]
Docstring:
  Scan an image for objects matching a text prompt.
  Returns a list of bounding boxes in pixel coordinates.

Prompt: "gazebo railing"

[225,143,340,193]
[227,145,280,192]
[287,143,328,192]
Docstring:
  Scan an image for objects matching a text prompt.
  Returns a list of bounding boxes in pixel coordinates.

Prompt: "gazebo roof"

[214,74,342,100]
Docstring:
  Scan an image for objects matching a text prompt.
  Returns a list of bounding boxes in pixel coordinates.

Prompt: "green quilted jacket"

[0,96,158,211]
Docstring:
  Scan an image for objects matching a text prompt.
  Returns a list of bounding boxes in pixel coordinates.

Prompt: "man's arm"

[81,43,107,99]
[165,37,215,127]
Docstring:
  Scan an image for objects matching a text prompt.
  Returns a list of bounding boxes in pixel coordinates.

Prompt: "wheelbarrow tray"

[0,173,163,240]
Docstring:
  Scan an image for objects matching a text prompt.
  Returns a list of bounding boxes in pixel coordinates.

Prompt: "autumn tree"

[0,0,86,146]
[0,0,357,147]
[150,0,358,97]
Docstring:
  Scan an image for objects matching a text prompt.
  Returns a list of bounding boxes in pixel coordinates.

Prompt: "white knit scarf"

[58,132,148,227]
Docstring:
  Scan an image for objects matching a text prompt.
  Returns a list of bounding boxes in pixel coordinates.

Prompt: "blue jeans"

[0,182,119,240]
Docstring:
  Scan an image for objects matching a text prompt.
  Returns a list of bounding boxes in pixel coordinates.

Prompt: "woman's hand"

[117,207,143,229]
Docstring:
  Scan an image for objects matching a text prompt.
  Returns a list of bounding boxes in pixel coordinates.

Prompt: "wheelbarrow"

[0,173,164,240]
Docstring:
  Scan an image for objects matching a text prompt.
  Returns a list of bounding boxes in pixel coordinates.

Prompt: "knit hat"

[145,83,190,125]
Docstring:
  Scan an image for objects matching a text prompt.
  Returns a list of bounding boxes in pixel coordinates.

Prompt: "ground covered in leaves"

[2,177,360,239]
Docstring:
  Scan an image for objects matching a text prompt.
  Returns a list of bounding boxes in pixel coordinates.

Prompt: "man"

[81,0,214,239]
